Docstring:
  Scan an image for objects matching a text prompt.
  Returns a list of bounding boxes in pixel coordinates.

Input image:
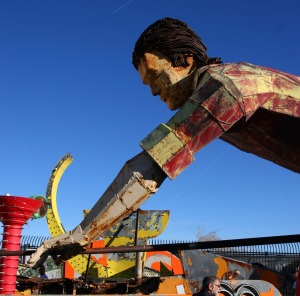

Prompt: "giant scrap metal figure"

[27,17,300,268]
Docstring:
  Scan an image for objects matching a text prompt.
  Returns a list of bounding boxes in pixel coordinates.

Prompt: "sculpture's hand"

[26,242,51,269]
[27,226,88,269]
[27,243,87,269]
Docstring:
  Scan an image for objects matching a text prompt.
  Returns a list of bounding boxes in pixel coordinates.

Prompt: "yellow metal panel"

[46,154,107,277]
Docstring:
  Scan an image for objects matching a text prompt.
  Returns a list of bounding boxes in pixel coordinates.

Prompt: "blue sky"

[1,0,299,242]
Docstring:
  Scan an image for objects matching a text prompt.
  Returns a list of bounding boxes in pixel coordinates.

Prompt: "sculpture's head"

[132,17,221,110]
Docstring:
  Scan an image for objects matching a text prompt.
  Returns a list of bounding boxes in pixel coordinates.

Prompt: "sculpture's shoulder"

[203,61,259,74]
[205,62,300,83]
[193,62,267,98]
[199,62,300,101]
[194,62,263,90]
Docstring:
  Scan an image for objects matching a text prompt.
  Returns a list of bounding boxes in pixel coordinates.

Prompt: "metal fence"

[20,234,300,275]
[149,237,300,275]
[21,235,50,249]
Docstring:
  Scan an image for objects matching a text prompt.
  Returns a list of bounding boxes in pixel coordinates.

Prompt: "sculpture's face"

[137,52,195,110]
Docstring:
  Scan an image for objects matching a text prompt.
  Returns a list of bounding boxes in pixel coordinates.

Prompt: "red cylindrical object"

[0,195,43,294]
[296,267,300,296]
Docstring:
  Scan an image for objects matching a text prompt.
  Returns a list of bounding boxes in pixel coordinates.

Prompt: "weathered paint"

[141,124,191,167]
[103,210,170,239]
[155,276,193,294]
[180,250,285,294]
[82,175,158,242]
[144,251,184,275]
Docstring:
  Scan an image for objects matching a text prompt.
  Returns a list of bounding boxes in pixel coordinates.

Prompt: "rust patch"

[187,254,192,266]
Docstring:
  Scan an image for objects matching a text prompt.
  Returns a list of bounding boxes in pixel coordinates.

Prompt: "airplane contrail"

[112,0,135,14]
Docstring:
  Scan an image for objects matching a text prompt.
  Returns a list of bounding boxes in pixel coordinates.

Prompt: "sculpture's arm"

[27,151,167,268]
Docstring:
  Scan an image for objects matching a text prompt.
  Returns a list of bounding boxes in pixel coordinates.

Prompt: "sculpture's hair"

[132,17,222,70]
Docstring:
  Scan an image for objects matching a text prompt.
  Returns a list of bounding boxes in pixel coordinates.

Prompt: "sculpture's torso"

[141,62,300,178]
